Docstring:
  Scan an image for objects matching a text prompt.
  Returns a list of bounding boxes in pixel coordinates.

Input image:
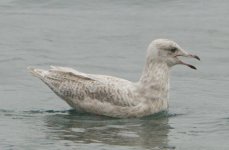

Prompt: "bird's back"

[29,66,139,114]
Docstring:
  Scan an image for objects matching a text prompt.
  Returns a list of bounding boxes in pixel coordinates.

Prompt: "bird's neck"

[138,59,170,100]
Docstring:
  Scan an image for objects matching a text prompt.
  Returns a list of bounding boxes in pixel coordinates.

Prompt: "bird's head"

[147,39,200,69]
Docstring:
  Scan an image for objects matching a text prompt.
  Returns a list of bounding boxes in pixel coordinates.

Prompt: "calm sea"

[0,0,229,149]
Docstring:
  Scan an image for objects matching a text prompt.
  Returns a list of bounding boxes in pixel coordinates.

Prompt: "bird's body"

[29,64,169,118]
[29,39,199,118]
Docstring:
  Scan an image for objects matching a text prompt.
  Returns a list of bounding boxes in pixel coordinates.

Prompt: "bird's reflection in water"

[44,110,173,149]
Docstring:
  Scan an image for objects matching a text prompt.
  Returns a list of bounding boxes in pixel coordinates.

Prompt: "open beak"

[175,52,200,70]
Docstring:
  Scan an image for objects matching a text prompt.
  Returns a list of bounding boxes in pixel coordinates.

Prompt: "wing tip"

[27,66,46,78]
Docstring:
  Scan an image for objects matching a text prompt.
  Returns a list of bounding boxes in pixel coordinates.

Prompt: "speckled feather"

[28,39,195,118]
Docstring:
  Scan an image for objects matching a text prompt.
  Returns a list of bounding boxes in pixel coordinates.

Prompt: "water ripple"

[0,57,24,63]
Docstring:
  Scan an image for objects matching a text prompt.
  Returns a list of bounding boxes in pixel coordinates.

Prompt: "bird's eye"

[170,47,177,53]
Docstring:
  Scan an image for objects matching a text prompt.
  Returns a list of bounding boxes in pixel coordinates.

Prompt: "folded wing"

[29,66,137,108]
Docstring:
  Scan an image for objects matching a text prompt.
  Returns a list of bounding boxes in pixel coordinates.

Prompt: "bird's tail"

[27,67,48,79]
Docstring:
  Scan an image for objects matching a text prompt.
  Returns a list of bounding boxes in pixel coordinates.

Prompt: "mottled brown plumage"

[29,39,199,118]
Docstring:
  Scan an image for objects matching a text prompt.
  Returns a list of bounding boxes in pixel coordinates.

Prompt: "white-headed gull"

[28,39,200,118]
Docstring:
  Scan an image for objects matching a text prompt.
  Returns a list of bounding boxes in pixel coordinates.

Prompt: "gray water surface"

[1,0,229,149]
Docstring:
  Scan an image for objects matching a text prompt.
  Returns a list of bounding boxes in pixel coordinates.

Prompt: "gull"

[28,39,200,118]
